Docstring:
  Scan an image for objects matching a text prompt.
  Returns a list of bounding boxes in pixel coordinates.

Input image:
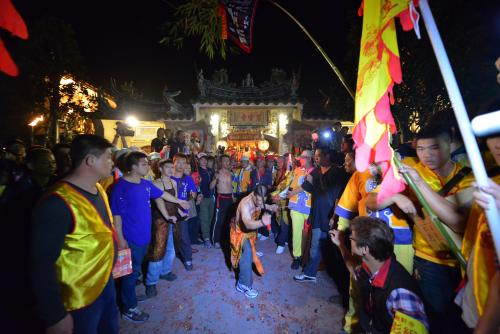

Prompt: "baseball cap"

[241,155,250,162]
[197,152,207,159]
[148,152,161,160]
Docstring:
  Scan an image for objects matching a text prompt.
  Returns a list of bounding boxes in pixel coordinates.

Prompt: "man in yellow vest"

[371,125,474,333]
[458,125,500,333]
[30,135,118,334]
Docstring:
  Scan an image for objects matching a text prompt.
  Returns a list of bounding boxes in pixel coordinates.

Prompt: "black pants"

[275,220,290,247]
[212,194,233,243]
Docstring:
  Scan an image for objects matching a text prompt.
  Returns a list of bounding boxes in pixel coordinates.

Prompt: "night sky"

[3,0,500,135]
[14,0,359,104]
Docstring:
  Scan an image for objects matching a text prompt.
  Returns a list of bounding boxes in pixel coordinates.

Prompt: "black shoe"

[291,257,301,270]
[184,261,193,271]
[145,285,157,298]
[159,272,177,281]
[122,307,149,323]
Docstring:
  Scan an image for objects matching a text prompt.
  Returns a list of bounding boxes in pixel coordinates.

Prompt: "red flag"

[0,0,28,76]
[217,4,228,40]
[0,38,18,76]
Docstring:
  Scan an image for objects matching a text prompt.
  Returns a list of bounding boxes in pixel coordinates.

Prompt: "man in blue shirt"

[170,153,198,270]
[197,153,215,248]
[111,151,188,323]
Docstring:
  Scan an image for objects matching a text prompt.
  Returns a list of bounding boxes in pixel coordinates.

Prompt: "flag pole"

[266,0,355,100]
[394,157,467,268]
[419,0,500,261]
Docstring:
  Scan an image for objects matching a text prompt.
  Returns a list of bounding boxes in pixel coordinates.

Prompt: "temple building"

[88,69,351,153]
[193,68,304,154]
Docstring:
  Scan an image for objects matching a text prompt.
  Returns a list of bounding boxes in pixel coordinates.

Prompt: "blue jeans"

[413,256,465,333]
[188,214,201,244]
[238,239,253,287]
[303,228,328,277]
[146,227,175,286]
[71,277,119,334]
[179,219,192,262]
[120,242,149,311]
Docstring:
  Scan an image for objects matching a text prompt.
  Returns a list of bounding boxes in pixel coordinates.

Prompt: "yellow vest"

[412,162,474,266]
[52,182,116,311]
[233,167,252,193]
[461,174,500,316]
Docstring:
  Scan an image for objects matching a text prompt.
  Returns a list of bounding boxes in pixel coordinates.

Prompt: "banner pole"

[266,0,355,100]
[419,0,500,261]
[394,158,466,268]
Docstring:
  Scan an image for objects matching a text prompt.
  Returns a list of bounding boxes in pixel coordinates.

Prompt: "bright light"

[126,116,139,127]
[28,115,44,127]
[210,114,220,137]
[60,77,75,85]
[258,139,270,152]
[322,131,331,139]
[210,114,220,123]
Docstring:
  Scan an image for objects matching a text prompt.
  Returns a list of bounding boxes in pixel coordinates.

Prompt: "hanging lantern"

[257,139,269,152]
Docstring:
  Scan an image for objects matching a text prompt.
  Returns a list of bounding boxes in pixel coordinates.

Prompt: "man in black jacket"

[293,147,349,282]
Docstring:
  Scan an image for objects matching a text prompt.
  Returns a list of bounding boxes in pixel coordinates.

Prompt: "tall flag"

[353,0,419,202]
[0,0,28,76]
[220,0,259,53]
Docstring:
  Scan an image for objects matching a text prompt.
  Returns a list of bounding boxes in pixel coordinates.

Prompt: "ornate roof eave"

[88,109,194,122]
[192,100,304,108]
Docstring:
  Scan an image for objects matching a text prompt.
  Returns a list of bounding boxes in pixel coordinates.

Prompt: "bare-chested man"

[211,154,234,248]
[230,185,278,298]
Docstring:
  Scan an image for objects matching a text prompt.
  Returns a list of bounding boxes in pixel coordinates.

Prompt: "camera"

[115,121,135,137]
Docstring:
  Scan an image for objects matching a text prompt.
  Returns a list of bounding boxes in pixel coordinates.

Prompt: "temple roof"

[194,68,302,105]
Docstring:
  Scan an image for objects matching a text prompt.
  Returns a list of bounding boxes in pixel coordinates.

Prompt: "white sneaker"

[276,246,285,254]
[256,251,264,257]
[236,282,259,298]
[259,235,269,241]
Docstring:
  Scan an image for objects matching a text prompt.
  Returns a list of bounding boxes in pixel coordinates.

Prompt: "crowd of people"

[1,112,500,334]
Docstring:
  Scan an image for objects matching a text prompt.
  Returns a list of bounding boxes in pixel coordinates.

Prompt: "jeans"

[72,277,119,334]
[178,219,192,262]
[275,219,289,247]
[120,242,149,311]
[238,239,253,287]
[413,256,466,333]
[303,228,328,277]
[146,227,175,286]
[188,215,201,244]
[199,196,215,240]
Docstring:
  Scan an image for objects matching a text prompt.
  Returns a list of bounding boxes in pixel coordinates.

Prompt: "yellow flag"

[353,0,419,202]
[390,311,428,334]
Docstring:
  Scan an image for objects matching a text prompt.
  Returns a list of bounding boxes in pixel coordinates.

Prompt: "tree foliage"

[160,0,230,59]
[5,17,97,145]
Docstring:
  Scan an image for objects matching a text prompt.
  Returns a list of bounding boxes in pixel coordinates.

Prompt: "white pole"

[419,0,500,261]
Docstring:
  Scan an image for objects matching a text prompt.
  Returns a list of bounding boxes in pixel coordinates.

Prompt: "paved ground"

[120,238,344,334]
